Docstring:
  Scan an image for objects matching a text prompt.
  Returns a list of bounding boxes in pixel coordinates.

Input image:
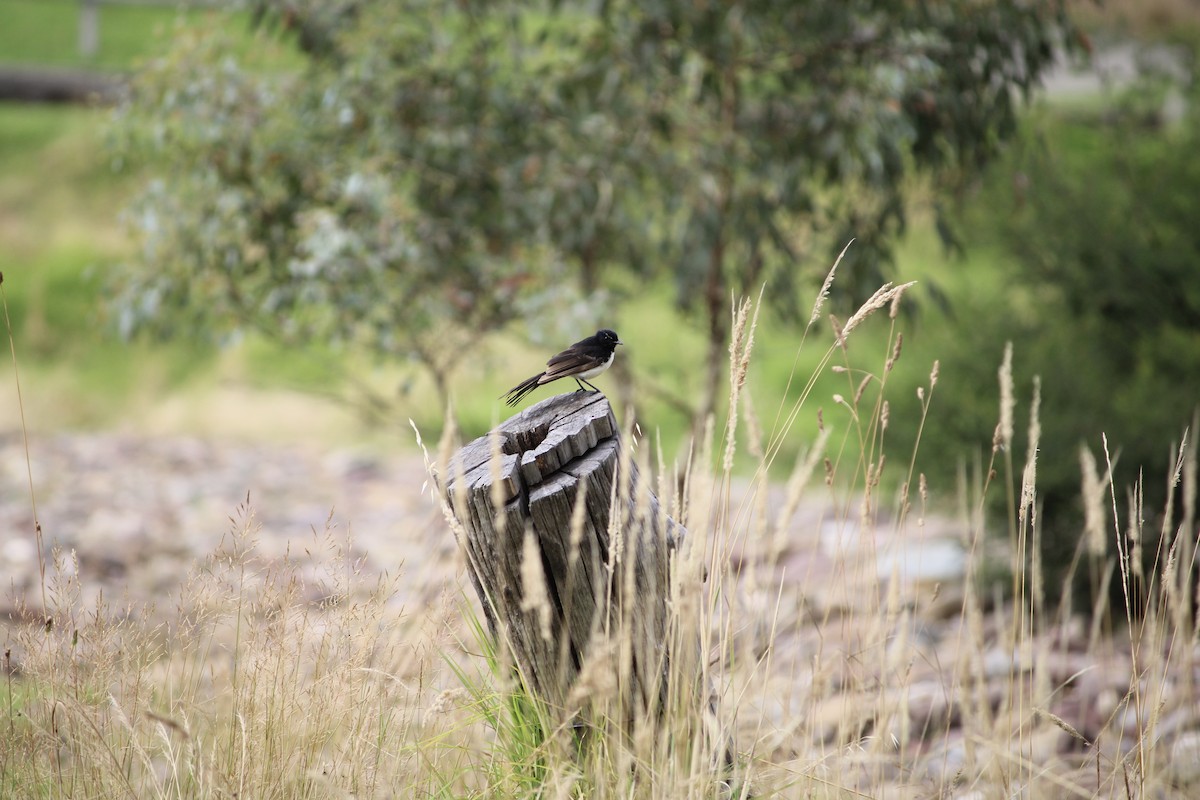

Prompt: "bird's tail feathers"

[502,373,543,406]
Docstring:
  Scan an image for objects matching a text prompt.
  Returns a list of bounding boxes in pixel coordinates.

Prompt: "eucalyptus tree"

[113,0,1074,425]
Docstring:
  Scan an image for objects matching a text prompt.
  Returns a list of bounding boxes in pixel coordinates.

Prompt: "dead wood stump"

[441,391,683,715]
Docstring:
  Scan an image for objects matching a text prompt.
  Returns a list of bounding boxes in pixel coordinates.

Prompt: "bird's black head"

[596,329,622,347]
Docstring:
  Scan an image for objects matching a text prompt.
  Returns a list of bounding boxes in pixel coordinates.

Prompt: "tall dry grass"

[3,268,1199,798]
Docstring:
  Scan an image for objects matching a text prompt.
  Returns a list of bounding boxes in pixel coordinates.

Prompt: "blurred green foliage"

[889,48,1200,607]
[109,0,1075,423]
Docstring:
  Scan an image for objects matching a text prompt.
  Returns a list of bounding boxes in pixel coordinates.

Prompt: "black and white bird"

[502,329,623,407]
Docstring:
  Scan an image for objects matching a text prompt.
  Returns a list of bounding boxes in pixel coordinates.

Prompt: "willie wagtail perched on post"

[502,329,623,406]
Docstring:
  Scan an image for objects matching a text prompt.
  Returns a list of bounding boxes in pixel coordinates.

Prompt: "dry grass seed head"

[841,281,917,343]
[854,374,872,406]
[1019,375,1042,528]
[828,313,844,345]
[1124,477,1146,588]
[428,687,467,716]
[487,429,509,535]
[519,527,553,643]
[567,478,589,571]
[809,239,853,326]
[1163,539,1182,624]
[832,393,858,422]
[723,296,754,473]
[1039,708,1090,746]
[1080,445,1108,558]
[885,332,903,373]
[566,638,620,711]
[995,342,1014,451]
[889,284,906,319]
[744,386,763,460]
[1159,435,1190,564]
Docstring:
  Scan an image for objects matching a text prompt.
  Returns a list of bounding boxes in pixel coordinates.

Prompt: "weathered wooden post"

[440,391,683,718]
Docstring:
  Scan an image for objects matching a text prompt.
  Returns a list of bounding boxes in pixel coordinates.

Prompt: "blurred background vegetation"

[3,0,1198,606]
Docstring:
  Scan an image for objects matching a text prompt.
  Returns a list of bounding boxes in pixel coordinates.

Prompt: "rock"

[1168,730,1200,785]
[907,681,959,732]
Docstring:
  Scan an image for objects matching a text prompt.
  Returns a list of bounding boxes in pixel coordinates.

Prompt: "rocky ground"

[2,429,1199,796]
[0,431,452,621]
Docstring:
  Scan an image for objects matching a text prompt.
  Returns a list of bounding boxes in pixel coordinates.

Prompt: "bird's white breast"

[578,350,616,380]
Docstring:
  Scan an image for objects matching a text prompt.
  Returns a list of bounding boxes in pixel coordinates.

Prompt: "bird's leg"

[578,378,601,393]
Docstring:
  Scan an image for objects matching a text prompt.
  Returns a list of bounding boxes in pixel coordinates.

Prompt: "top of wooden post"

[443,391,618,505]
